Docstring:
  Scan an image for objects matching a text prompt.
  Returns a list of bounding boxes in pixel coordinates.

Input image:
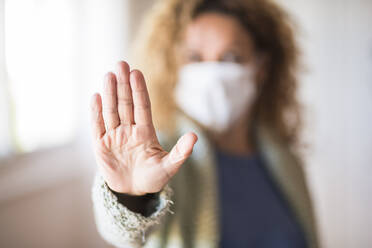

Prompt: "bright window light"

[5,0,79,152]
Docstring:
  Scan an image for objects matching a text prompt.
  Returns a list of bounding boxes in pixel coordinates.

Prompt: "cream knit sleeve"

[91,173,173,248]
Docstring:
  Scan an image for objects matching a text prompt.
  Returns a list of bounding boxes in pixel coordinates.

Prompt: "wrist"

[109,187,161,217]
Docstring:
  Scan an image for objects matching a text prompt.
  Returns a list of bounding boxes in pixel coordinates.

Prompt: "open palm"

[90,61,198,195]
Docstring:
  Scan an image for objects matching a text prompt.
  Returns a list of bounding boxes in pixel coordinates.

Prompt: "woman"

[90,0,318,247]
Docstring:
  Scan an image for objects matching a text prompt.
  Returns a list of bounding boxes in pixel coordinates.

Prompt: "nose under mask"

[175,61,257,133]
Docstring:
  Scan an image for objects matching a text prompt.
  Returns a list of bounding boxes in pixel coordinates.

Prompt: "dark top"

[215,149,308,248]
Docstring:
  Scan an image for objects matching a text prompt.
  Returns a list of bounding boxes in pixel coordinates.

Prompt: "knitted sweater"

[91,115,318,248]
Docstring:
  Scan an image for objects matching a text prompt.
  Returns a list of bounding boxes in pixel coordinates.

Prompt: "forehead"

[184,12,254,51]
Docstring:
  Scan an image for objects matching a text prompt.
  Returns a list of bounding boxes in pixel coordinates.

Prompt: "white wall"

[275,0,372,247]
[0,0,12,156]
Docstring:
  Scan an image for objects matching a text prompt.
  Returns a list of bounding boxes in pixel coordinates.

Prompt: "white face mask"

[175,61,257,133]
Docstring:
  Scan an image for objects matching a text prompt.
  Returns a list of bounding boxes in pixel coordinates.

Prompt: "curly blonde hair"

[132,0,302,151]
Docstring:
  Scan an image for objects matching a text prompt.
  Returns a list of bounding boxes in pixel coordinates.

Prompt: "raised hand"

[90,61,198,195]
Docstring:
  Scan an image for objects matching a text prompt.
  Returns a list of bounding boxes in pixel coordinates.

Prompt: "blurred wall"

[275,0,372,247]
[0,0,12,156]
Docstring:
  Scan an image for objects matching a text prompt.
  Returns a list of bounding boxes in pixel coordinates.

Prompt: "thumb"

[163,132,198,178]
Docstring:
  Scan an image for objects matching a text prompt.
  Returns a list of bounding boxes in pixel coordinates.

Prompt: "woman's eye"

[220,52,243,63]
[186,52,202,63]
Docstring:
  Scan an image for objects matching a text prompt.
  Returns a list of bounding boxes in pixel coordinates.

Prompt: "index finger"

[130,70,153,126]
